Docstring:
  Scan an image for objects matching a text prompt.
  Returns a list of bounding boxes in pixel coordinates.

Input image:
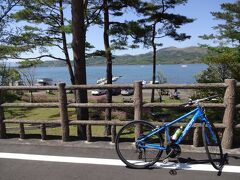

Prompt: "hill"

[38,46,207,67]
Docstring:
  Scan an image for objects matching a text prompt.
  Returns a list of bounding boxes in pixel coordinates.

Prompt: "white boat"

[121,89,134,96]
[91,89,107,96]
[112,76,122,82]
[96,78,107,84]
[91,89,121,96]
[96,76,121,84]
[35,78,53,86]
[181,65,188,68]
[92,76,122,96]
[149,80,159,84]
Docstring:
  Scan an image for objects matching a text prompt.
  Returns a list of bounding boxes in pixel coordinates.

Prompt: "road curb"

[0,138,240,155]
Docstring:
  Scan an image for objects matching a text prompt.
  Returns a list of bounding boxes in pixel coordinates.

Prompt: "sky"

[86,0,236,56]
[13,0,237,60]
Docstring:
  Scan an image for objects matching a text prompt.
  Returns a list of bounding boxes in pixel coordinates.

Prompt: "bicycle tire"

[202,121,224,170]
[115,120,163,169]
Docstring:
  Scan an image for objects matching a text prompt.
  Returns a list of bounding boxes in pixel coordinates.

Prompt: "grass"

[4,106,125,137]
[5,107,60,120]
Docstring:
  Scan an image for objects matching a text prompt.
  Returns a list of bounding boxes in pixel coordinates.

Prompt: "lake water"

[34,64,208,85]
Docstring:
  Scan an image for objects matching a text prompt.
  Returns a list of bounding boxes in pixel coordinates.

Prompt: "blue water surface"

[34,64,208,85]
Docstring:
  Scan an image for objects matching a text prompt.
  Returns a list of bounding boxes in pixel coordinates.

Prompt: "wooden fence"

[0,79,239,149]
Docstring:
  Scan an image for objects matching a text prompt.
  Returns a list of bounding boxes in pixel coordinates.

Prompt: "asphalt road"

[0,142,239,180]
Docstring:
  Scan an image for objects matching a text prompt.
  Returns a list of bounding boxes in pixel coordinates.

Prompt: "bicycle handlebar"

[180,95,219,107]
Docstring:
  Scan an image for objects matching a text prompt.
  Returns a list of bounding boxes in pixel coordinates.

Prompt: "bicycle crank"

[166,144,181,158]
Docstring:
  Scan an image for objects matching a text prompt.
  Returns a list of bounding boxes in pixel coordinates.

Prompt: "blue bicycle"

[115,95,224,170]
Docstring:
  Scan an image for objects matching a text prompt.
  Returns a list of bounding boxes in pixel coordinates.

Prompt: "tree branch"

[12,54,67,61]
[86,5,103,25]
[0,0,20,21]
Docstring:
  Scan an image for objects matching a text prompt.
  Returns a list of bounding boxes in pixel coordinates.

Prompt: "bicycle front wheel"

[202,121,223,170]
[115,120,163,169]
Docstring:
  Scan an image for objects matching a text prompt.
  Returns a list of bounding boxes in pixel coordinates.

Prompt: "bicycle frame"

[137,106,217,150]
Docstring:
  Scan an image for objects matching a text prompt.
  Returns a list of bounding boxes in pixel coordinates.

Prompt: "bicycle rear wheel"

[115,120,163,169]
[202,121,223,170]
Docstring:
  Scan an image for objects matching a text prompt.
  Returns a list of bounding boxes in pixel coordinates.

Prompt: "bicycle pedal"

[162,158,169,164]
[169,169,177,176]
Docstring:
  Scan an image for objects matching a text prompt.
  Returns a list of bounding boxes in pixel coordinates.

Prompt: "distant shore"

[33,46,207,67]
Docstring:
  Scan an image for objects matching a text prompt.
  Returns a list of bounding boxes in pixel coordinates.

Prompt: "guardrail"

[0,79,239,149]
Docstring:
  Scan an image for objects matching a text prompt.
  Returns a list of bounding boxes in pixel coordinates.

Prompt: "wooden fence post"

[40,124,47,140]
[222,79,236,149]
[134,81,143,121]
[86,125,92,142]
[58,83,69,142]
[193,127,202,147]
[134,81,143,140]
[0,90,6,138]
[19,123,25,139]
[111,125,116,143]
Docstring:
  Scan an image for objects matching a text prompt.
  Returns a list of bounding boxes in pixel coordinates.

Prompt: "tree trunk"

[151,23,157,104]
[103,0,112,136]
[59,0,75,85]
[71,0,89,140]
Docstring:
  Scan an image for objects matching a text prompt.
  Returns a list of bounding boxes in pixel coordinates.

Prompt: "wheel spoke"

[115,120,163,169]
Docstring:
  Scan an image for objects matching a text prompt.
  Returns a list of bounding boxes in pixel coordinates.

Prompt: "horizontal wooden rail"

[4,119,61,124]
[0,82,233,91]
[143,103,226,108]
[66,84,133,90]
[70,120,240,129]
[4,119,240,129]
[236,124,240,128]
[0,103,233,109]
[69,120,127,126]
[0,82,234,91]
[1,103,59,108]
[143,83,227,89]
[236,104,240,109]
[1,102,231,109]
[0,86,58,90]
[68,103,134,108]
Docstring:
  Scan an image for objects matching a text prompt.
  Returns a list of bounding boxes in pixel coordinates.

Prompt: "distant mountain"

[38,46,207,67]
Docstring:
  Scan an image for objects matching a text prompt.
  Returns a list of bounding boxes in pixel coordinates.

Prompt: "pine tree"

[10,0,102,139]
[71,0,89,139]
[0,0,20,37]
[198,1,240,83]
[91,0,140,135]
[197,1,240,111]
[0,0,21,59]
[201,1,240,47]
[130,0,194,103]
[9,0,76,84]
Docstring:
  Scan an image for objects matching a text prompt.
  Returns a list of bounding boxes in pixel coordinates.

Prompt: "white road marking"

[0,152,239,173]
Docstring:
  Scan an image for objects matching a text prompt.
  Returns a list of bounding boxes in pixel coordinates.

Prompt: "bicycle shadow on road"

[146,156,229,176]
